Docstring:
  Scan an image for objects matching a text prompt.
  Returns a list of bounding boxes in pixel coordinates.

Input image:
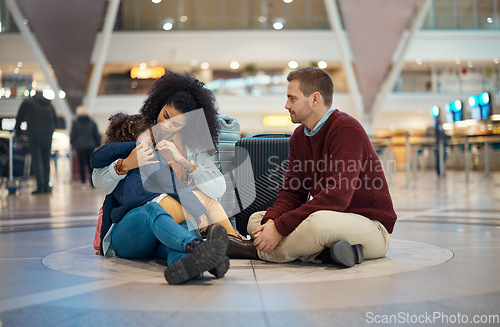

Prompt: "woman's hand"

[156,140,187,165]
[136,141,159,167]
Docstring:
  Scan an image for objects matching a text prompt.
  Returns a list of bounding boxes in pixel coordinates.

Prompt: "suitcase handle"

[250,133,291,138]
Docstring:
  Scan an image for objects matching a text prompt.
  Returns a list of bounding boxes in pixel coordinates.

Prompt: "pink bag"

[93,207,103,251]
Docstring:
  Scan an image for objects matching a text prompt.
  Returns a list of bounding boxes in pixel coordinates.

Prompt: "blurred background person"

[70,105,101,187]
[14,90,57,194]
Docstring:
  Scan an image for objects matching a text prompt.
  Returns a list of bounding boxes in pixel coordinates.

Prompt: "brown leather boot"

[226,235,259,260]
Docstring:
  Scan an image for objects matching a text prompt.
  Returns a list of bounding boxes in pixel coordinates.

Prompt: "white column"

[85,0,121,114]
[5,0,73,129]
[323,0,363,120]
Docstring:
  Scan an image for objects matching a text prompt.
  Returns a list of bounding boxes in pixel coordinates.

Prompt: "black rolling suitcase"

[231,134,290,235]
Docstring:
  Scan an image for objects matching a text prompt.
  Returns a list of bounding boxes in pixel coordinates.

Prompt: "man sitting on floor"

[242,67,397,268]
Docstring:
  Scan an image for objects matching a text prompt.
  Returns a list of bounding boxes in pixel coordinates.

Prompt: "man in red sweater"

[247,67,397,267]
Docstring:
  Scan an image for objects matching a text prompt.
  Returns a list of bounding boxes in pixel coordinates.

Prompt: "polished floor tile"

[1,170,500,327]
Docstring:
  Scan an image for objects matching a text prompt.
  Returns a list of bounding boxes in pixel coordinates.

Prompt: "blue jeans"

[111,202,196,266]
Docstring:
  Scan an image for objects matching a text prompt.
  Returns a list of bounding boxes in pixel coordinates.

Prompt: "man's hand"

[252,220,284,253]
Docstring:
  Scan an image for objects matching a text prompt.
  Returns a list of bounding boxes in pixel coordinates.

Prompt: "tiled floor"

[1,170,499,327]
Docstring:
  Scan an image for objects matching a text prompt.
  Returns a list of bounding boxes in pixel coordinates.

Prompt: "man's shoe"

[329,240,364,268]
[208,255,230,278]
[164,237,227,285]
[31,189,45,195]
[226,234,259,260]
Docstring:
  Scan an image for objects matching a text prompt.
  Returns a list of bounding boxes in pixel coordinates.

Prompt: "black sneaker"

[163,237,227,285]
[330,240,364,268]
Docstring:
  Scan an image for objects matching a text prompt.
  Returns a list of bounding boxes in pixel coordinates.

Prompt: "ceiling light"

[273,18,285,30]
[162,19,174,31]
[283,0,293,3]
[201,62,210,70]
[288,61,298,69]
[230,61,240,70]
[318,61,327,69]
[180,15,188,22]
[258,16,266,23]
[43,90,55,100]
[152,0,161,3]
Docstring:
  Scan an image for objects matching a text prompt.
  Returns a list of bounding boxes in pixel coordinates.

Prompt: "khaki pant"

[247,210,390,263]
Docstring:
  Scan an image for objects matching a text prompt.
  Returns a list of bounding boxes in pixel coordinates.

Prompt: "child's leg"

[192,190,239,237]
[112,202,196,259]
[159,192,240,237]
[159,195,186,224]
[155,243,188,266]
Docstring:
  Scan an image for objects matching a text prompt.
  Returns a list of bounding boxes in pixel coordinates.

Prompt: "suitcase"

[214,114,241,228]
[230,134,290,235]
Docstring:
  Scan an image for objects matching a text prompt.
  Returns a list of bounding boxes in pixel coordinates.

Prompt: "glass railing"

[422,0,500,30]
[115,0,330,31]
[1,0,499,33]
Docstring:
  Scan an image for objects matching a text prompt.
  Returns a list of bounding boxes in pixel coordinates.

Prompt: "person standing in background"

[70,105,101,187]
[15,90,57,194]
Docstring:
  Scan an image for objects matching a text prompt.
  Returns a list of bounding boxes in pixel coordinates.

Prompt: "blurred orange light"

[130,67,165,79]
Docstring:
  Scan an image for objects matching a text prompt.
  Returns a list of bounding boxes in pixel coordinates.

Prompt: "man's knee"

[296,212,332,235]
[247,211,266,235]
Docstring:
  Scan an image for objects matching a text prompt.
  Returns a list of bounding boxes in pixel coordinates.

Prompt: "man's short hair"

[287,67,334,107]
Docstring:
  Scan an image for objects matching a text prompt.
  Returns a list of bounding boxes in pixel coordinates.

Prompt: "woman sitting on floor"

[91,113,229,285]
[93,71,257,259]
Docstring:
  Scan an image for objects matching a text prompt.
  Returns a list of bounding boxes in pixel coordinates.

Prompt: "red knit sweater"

[263,110,397,236]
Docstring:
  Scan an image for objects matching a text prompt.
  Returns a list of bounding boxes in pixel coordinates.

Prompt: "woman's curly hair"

[105,113,152,143]
[140,71,220,153]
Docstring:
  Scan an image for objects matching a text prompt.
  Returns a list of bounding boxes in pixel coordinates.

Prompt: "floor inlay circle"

[42,238,453,284]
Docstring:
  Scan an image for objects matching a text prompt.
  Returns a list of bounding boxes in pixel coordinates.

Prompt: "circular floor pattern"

[42,238,453,284]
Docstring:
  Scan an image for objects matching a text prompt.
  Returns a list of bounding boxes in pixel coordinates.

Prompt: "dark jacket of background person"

[70,111,101,151]
[70,105,101,184]
[14,91,57,193]
[14,92,57,138]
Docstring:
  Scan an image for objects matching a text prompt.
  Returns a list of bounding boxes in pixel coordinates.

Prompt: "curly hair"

[105,113,152,143]
[140,71,220,153]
